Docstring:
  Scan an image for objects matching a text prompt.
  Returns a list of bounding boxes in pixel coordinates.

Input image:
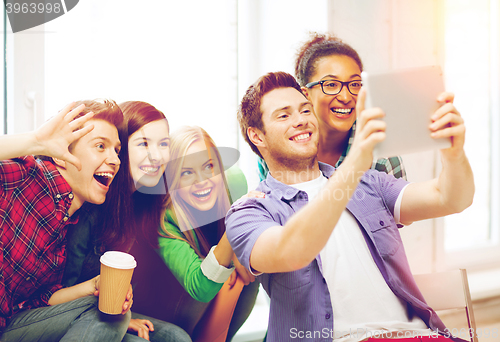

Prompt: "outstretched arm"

[247,89,386,274]
[400,92,474,224]
[0,103,94,170]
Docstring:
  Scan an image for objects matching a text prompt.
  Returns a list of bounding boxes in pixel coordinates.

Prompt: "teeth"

[94,172,113,178]
[293,133,310,142]
[332,108,352,114]
[140,166,160,173]
[194,189,211,196]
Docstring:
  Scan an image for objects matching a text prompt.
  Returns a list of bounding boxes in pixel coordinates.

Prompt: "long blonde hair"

[161,126,232,257]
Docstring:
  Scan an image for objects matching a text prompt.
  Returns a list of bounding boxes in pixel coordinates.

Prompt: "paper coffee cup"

[98,251,137,314]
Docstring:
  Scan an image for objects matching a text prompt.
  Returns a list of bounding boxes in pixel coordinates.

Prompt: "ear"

[247,127,266,149]
[301,86,311,100]
[52,157,67,169]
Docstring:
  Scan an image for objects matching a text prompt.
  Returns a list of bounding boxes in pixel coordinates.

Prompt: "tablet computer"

[361,65,452,159]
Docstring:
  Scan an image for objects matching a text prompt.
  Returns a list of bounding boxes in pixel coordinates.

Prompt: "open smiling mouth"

[331,108,354,116]
[140,166,160,175]
[290,133,312,142]
[192,188,212,199]
[94,172,113,187]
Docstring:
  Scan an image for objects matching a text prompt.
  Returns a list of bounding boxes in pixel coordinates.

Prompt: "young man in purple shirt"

[226,72,474,342]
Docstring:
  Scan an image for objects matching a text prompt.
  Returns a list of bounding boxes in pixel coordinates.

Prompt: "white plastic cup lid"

[100,251,137,269]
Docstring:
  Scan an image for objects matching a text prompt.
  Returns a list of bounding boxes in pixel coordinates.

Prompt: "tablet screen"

[361,66,452,159]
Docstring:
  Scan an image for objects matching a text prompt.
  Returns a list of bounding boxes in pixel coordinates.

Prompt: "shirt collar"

[37,158,74,202]
[263,162,335,200]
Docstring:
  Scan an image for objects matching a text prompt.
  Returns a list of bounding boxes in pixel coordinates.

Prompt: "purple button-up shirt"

[226,162,447,342]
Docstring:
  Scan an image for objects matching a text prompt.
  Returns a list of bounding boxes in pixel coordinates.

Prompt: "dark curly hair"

[295,32,363,87]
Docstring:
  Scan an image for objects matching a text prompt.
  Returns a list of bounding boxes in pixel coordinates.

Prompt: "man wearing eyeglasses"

[227,71,474,341]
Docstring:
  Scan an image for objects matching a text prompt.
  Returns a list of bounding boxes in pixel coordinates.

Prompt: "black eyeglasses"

[305,80,362,96]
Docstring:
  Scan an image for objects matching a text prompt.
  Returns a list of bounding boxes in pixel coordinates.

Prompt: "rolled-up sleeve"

[362,170,409,217]
[225,198,279,273]
[24,283,62,308]
[157,232,223,303]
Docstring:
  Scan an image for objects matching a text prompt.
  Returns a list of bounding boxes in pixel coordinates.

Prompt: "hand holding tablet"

[361,66,453,159]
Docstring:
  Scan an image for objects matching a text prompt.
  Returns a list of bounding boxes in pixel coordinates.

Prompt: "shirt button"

[379,220,384,226]
[56,194,61,199]
[68,193,74,199]
[325,313,331,319]
[63,216,68,222]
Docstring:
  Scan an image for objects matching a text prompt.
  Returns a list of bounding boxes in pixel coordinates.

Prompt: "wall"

[328,0,444,274]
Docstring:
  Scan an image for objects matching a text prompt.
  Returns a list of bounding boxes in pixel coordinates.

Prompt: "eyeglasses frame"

[305,79,362,96]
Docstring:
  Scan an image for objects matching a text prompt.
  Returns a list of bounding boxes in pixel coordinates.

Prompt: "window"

[5,0,499,301]
[5,0,500,338]
[0,9,5,134]
[237,0,328,189]
[438,0,500,270]
[44,0,238,149]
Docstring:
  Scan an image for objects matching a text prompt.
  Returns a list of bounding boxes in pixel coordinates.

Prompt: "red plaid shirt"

[0,156,77,331]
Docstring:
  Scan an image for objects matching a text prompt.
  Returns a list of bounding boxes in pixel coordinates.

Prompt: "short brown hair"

[72,99,124,128]
[68,99,124,151]
[238,71,302,158]
[36,99,123,162]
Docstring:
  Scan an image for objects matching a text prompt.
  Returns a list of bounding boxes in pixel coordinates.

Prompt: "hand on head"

[35,103,95,170]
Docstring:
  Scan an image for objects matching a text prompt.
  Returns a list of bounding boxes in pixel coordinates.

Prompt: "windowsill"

[467,267,500,301]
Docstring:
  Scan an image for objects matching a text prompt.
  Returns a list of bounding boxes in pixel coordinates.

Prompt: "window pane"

[44,0,237,148]
[1,10,5,134]
[443,0,492,250]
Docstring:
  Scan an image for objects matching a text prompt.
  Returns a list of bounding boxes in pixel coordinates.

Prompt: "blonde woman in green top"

[158,126,259,341]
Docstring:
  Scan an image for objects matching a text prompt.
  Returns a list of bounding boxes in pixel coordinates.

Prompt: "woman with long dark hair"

[63,101,191,342]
